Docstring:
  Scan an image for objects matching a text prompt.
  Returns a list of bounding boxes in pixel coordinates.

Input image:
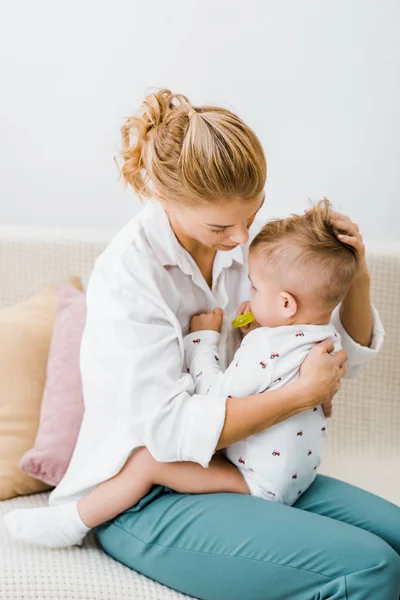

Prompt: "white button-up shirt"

[50,200,384,505]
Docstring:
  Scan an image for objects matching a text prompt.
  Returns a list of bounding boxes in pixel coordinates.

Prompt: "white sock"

[3,501,91,548]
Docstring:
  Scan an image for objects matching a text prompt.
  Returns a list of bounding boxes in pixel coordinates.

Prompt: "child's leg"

[3,449,248,548]
[78,447,249,528]
[157,451,250,494]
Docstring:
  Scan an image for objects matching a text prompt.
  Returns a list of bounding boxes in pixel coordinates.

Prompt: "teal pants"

[95,475,400,599]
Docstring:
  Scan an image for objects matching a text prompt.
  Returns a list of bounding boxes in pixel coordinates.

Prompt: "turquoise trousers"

[95,475,400,599]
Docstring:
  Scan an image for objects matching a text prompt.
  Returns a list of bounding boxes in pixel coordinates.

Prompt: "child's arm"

[184,311,273,399]
[184,329,226,394]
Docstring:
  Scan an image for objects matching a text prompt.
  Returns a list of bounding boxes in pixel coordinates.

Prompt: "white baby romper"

[184,324,342,506]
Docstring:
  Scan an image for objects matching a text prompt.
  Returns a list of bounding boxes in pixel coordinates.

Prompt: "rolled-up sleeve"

[330,303,385,379]
[92,257,227,469]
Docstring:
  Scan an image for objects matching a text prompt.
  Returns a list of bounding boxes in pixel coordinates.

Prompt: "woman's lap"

[95,475,400,600]
[295,474,400,555]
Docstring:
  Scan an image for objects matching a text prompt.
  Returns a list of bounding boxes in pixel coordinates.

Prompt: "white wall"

[1,0,399,241]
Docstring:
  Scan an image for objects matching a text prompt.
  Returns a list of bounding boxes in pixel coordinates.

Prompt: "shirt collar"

[142,199,245,270]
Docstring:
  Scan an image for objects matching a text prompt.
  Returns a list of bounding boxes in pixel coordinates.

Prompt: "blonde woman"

[5,91,399,599]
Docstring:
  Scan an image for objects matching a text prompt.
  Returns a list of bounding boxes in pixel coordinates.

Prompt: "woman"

[10,90,400,598]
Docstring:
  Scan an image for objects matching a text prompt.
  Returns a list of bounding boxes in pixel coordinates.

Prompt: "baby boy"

[184,198,357,505]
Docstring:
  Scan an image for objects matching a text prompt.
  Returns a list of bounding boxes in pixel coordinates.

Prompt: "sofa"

[0,226,399,600]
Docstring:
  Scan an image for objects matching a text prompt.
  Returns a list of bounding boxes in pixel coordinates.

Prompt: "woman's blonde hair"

[117,89,266,205]
[250,199,358,308]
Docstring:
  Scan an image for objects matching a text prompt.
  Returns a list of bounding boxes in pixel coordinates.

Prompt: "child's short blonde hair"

[250,199,358,309]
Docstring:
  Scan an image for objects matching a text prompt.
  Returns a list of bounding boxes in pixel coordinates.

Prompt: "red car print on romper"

[214,355,219,361]
[227,395,235,399]
[295,332,304,337]
[297,430,303,436]
[273,377,282,383]
[308,450,313,456]
[238,457,245,464]
[270,353,279,359]
[260,361,267,369]
[193,339,201,344]
[235,362,239,367]
[272,450,280,456]
[292,474,298,479]
[313,407,318,412]
[321,427,326,432]
[196,372,203,378]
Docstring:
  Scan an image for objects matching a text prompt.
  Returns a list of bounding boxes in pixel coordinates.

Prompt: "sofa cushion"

[19,280,86,486]
[0,278,82,500]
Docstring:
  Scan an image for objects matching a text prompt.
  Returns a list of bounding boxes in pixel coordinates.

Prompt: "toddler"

[184,199,356,504]
[4,199,357,547]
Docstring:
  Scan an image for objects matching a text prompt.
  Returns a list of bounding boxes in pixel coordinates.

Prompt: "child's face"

[248,252,292,328]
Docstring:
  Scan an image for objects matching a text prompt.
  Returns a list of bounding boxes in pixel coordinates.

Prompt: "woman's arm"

[339,271,373,348]
[329,210,373,347]
[216,339,347,449]
[216,381,307,450]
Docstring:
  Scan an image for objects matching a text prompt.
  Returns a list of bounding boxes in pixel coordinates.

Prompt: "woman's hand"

[236,300,261,337]
[330,209,367,277]
[298,339,348,417]
[308,208,370,281]
[190,308,224,333]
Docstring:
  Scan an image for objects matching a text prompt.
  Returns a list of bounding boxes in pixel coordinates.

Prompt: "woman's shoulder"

[88,201,176,297]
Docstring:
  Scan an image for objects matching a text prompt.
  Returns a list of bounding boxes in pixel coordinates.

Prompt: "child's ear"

[279,291,297,319]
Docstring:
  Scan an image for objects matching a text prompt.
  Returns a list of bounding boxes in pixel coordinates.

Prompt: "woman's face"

[163,192,265,252]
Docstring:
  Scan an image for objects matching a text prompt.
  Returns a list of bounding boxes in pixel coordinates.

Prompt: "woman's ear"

[154,189,167,205]
[279,291,297,319]
[154,189,175,212]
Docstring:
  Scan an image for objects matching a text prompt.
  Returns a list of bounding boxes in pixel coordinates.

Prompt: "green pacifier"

[231,311,255,328]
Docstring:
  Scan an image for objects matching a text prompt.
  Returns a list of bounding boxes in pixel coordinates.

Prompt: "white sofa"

[0,227,399,600]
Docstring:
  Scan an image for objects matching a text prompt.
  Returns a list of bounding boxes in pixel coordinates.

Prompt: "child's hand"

[190,308,224,333]
[236,300,252,317]
[236,300,261,337]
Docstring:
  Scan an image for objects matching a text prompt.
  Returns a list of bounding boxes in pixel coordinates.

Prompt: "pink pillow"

[19,283,86,486]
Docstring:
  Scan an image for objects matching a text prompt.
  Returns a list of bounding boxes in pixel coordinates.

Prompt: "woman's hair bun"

[117,89,266,204]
